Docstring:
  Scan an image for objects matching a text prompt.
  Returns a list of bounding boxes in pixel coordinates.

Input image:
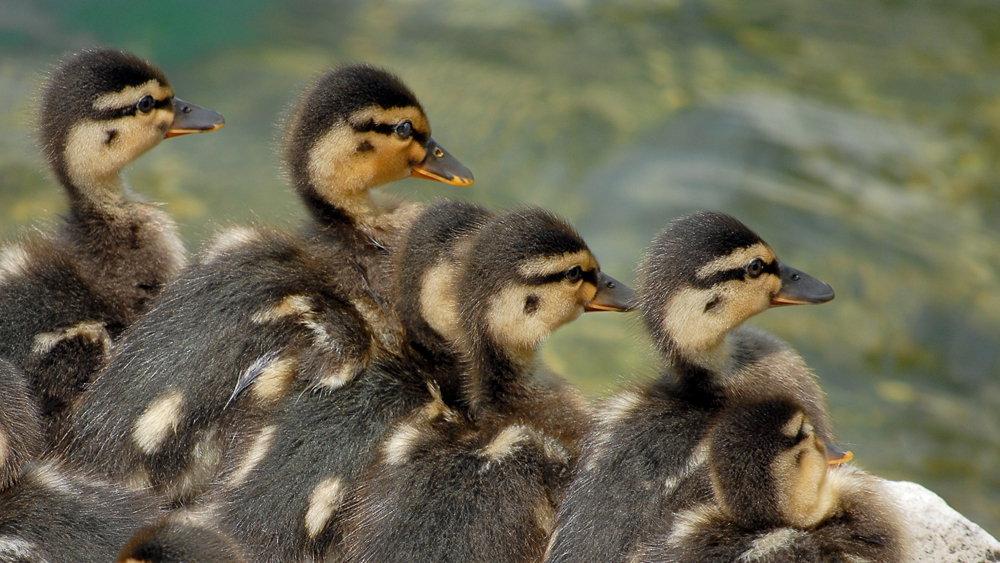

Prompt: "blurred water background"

[1,0,998,535]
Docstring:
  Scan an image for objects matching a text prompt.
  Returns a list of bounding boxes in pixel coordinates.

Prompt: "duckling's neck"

[656,332,734,405]
[63,171,130,220]
[666,333,733,375]
[462,336,535,416]
[300,180,418,246]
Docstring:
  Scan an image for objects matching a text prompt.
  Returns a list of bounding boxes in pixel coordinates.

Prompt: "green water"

[2,0,999,536]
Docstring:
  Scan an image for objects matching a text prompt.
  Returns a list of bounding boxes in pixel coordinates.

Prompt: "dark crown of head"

[469,208,587,273]
[637,211,764,327]
[287,64,421,156]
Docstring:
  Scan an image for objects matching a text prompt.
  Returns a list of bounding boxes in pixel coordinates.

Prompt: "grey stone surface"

[883,480,1000,563]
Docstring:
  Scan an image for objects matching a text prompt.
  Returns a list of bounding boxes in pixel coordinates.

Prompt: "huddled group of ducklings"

[0,48,912,563]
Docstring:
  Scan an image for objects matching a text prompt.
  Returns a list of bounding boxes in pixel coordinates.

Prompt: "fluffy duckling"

[341,207,633,563]
[0,461,160,563]
[61,64,472,505]
[632,399,909,563]
[0,48,223,443]
[544,211,835,563]
[118,512,246,563]
[212,205,630,563]
[0,360,43,490]
[395,201,603,450]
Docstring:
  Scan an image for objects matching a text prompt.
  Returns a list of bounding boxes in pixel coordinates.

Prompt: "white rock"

[883,480,1000,563]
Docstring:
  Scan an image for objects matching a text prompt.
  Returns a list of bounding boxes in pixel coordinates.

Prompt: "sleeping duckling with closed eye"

[61,64,472,506]
[544,211,835,563]
[341,207,633,563]
[0,48,222,445]
[632,398,909,563]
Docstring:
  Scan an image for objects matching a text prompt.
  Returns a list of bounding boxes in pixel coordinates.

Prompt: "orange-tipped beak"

[825,442,853,466]
[410,138,473,186]
[165,97,225,138]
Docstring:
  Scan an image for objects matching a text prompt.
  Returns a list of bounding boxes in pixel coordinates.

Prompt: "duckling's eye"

[746,258,765,278]
[395,120,413,140]
[564,266,583,283]
[136,95,155,114]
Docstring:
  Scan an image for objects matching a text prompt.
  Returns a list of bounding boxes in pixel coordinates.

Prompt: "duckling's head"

[457,208,634,376]
[285,65,472,221]
[709,399,851,531]
[40,48,223,203]
[637,212,834,369]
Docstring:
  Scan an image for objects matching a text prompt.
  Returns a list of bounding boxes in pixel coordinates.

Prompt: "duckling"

[341,207,634,563]
[395,201,601,450]
[631,398,908,563]
[544,211,835,563]
[118,512,246,563]
[212,204,630,563]
[0,461,161,563]
[61,64,472,505]
[0,360,43,490]
[0,48,223,444]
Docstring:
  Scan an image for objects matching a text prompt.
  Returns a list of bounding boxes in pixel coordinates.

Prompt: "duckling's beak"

[770,263,835,307]
[410,138,474,186]
[165,98,225,138]
[585,272,636,312]
[824,442,853,466]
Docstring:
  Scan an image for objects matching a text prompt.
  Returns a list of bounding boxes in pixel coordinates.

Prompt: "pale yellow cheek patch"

[91,80,171,111]
[132,390,185,455]
[487,284,581,354]
[64,115,167,196]
[307,124,371,198]
[419,261,461,341]
[251,357,297,402]
[696,243,775,279]
[304,477,345,538]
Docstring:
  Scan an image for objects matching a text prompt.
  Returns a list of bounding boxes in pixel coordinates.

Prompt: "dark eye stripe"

[351,119,429,146]
[93,97,171,121]
[524,269,598,286]
[692,260,778,289]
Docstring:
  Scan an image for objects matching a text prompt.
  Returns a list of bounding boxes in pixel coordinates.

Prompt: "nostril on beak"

[434,148,444,158]
[182,105,192,114]
[790,273,800,281]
